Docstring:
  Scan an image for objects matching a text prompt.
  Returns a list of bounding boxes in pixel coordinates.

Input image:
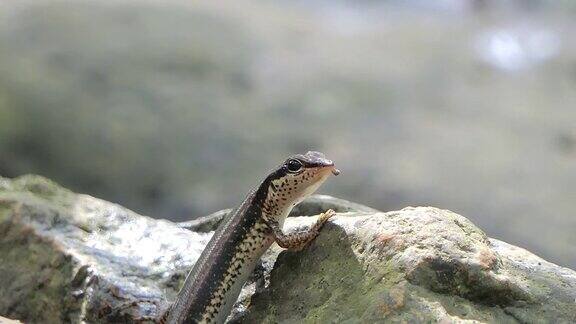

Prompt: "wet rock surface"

[0,175,574,323]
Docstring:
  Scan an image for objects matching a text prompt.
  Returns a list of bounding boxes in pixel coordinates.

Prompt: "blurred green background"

[0,0,574,268]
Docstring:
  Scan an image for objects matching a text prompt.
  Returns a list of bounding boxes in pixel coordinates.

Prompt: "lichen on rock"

[0,175,575,323]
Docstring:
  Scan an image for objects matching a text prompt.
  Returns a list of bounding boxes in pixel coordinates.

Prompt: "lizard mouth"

[331,168,341,176]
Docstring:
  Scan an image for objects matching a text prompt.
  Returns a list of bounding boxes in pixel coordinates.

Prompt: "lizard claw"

[319,209,336,223]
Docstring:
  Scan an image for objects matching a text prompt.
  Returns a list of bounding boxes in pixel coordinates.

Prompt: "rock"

[0,175,575,323]
[0,175,204,323]
[0,316,22,324]
[177,209,233,233]
[243,210,576,323]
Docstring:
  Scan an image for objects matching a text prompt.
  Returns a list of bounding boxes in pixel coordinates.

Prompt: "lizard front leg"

[267,209,336,251]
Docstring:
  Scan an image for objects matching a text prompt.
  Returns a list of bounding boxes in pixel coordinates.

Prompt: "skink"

[163,151,339,323]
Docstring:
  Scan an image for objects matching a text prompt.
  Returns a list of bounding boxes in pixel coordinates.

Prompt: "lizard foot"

[269,209,336,251]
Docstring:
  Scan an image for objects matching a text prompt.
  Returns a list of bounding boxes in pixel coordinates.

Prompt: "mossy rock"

[0,175,575,323]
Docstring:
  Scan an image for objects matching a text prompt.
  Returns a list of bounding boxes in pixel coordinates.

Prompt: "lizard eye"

[286,159,303,173]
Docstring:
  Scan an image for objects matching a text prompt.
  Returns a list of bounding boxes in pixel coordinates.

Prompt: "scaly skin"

[163,151,339,324]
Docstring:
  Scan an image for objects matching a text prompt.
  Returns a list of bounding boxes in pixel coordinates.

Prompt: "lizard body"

[163,151,339,324]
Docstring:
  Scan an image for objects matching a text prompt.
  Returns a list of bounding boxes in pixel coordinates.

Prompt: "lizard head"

[262,151,339,217]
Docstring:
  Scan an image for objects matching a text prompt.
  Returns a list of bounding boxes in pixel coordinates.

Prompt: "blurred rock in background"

[0,0,574,268]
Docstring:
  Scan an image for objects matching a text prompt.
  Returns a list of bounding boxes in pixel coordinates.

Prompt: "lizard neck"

[258,173,328,227]
[255,180,291,227]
